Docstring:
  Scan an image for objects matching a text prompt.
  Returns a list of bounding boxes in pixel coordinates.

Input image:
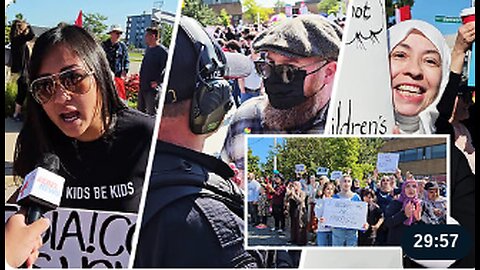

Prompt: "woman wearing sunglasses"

[11,25,155,213]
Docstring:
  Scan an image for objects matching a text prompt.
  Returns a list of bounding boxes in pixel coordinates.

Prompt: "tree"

[247,147,262,177]
[317,0,345,16]
[263,138,386,185]
[159,22,173,48]
[182,0,220,26]
[82,12,108,41]
[219,8,231,27]
[242,0,274,24]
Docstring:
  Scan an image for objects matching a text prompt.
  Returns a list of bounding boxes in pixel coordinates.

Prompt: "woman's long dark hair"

[13,25,126,178]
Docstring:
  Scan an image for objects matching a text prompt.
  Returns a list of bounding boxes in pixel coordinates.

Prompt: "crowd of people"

[248,168,448,247]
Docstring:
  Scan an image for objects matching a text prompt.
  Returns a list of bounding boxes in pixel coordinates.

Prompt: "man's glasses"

[30,67,94,104]
[254,59,328,84]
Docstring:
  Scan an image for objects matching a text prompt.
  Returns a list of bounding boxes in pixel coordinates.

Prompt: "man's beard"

[263,92,324,131]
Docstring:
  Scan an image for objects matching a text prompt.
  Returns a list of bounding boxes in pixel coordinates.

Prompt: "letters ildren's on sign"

[325,0,395,135]
[323,199,368,230]
[376,152,400,173]
[5,204,136,268]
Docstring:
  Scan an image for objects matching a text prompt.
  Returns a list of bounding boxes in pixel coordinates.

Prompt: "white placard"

[323,199,367,230]
[376,152,400,173]
[325,0,395,135]
[295,164,306,173]
[330,170,343,180]
[5,204,136,268]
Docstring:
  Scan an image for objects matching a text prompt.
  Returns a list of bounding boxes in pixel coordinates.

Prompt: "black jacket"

[134,141,262,268]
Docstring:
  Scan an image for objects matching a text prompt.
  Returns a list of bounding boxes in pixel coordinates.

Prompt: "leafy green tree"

[159,22,173,48]
[242,0,274,24]
[15,13,24,20]
[82,12,108,41]
[317,0,345,15]
[247,147,262,177]
[182,0,220,26]
[263,138,385,184]
[219,8,232,27]
[5,15,11,44]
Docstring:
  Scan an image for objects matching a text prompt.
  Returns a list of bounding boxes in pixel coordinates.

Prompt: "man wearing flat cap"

[102,25,129,100]
[221,14,343,177]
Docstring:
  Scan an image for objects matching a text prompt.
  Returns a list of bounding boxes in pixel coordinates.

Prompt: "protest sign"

[295,164,306,173]
[5,204,136,268]
[376,153,400,173]
[323,199,368,230]
[330,171,343,180]
[317,167,329,176]
[325,0,395,135]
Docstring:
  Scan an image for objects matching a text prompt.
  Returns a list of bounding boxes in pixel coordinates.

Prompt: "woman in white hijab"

[388,20,451,134]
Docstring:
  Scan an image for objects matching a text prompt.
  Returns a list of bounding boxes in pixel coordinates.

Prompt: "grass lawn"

[129,51,144,62]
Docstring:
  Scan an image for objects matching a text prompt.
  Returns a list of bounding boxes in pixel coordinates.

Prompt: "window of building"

[431,144,447,159]
[403,148,418,162]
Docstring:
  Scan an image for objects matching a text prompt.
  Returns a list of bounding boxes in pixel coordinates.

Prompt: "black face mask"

[264,68,307,110]
[259,60,330,110]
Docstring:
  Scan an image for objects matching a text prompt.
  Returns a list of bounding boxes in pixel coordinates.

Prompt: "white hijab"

[388,20,451,134]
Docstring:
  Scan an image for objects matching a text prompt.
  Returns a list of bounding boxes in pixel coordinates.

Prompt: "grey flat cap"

[253,14,342,60]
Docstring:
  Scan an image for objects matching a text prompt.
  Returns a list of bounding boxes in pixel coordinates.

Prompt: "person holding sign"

[314,182,336,246]
[221,14,342,177]
[388,20,451,134]
[5,211,50,268]
[11,25,155,212]
[330,175,366,247]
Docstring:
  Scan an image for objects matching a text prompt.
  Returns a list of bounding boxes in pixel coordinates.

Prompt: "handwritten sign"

[325,0,395,135]
[330,171,343,180]
[323,199,367,230]
[376,153,400,173]
[5,204,136,268]
[317,167,329,176]
[295,164,306,173]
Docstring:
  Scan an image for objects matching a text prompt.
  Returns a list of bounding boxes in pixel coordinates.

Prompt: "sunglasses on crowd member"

[30,67,95,105]
[254,58,329,84]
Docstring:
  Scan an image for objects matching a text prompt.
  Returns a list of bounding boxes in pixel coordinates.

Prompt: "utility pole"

[273,138,277,171]
[153,0,164,43]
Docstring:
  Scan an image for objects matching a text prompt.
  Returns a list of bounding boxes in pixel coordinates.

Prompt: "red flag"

[395,5,411,23]
[74,10,83,27]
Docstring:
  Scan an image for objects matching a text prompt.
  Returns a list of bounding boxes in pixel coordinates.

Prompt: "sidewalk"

[5,117,22,202]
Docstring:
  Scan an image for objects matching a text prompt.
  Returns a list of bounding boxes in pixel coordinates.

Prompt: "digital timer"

[402,224,472,260]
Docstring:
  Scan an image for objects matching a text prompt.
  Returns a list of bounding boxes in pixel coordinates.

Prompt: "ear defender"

[179,17,233,134]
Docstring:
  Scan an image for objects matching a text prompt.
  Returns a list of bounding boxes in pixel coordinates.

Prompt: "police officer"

[133,16,263,268]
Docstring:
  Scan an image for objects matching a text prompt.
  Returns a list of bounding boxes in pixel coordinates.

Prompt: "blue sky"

[6,0,180,30]
[411,0,471,35]
[248,137,284,165]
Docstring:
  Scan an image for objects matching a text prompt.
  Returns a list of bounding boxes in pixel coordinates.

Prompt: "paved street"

[247,216,317,247]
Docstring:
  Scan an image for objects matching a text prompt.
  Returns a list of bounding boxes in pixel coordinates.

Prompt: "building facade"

[126,13,152,49]
[203,0,243,25]
[125,10,176,48]
[380,137,447,182]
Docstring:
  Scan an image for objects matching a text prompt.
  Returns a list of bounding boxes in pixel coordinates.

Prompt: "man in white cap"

[102,24,130,100]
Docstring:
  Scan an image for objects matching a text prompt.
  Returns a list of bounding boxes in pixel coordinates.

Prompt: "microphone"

[16,153,65,224]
